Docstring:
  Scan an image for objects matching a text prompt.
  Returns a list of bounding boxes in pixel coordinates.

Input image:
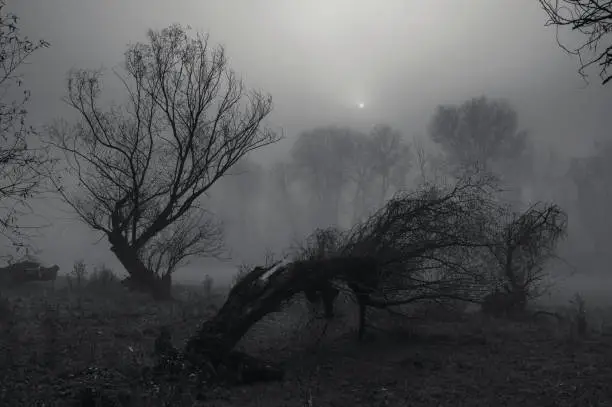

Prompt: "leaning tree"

[183,170,504,366]
[539,0,612,85]
[142,166,568,385]
[46,24,279,300]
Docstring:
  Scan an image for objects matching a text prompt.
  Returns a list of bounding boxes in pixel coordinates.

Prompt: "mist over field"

[3,0,612,294]
[6,1,612,404]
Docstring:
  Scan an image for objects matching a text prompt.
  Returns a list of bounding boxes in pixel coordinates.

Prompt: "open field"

[1,279,612,406]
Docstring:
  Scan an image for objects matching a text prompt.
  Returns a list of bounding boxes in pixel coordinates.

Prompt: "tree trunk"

[184,263,299,364]
[182,257,371,379]
[108,232,173,301]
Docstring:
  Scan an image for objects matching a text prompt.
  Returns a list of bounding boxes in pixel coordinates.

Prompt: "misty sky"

[6,0,612,283]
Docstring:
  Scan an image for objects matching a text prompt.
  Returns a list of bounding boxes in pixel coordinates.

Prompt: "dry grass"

[1,280,612,406]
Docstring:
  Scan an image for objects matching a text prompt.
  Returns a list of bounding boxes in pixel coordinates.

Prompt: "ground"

[1,278,612,406]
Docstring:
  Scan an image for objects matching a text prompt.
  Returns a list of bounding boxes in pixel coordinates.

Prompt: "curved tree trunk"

[109,233,173,301]
[182,257,372,380]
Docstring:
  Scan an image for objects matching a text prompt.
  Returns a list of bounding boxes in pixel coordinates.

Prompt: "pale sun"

[358,102,365,109]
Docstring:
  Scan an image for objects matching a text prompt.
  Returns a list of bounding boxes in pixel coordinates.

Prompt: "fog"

[4,0,612,292]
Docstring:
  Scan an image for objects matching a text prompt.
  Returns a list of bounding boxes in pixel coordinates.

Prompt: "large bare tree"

[368,124,412,206]
[211,157,265,261]
[288,124,412,228]
[0,1,50,249]
[429,96,527,172]
[47,25,279,299]
[567,140,612,256]
[428,96,531,207]
[539,0,612,85]
[182,170,505,371]
[152,168,568,384]
[290,126,360,228]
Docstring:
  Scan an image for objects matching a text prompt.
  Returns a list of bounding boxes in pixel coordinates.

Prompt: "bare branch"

[539,0,612,84]
[0,1,52,247]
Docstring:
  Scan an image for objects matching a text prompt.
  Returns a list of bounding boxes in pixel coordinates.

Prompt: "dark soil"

[1,283,611,406]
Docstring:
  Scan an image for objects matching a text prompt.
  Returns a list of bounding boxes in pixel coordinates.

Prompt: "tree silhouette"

[47,25,278,300]
[428,96,532,209]
[368,124,412,206]
[567,140,612,255]
[429,96,527,173]
[290,126,360,228]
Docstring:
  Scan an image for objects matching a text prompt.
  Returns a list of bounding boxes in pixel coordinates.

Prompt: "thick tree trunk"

[182,257,372,380]
[108,233,173,301]
[184,263,298,365]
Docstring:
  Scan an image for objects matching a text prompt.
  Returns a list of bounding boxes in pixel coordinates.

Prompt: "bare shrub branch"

[488,202,568,299]
[141,207,225,277]
[0,1,51,246]
[539,0,612,84]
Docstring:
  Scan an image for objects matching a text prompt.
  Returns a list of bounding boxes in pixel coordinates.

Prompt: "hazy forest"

[2,1,612,405]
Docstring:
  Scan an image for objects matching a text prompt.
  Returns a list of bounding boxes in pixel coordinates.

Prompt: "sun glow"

[358,102,365,109]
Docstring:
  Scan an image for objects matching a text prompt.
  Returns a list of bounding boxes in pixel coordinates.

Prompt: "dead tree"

[180,172,566,382]
[539,0,612,84]
[292,170,503,340]
[182,256,371,380]
[46,24,279,300]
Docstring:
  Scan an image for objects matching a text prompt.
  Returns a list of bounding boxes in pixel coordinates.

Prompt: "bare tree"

[289,124,412,227]
[291,169,504,339]
[484,202,568,313]
[539,0,612,84]
[180,169,567,379]
[211,157,265,260]
[46,24,279,299]
[139,208,224,286]
[567,141,612,256]
[0,1,50,247]
[429,96,527,172]
[290,126,360,228]
[268,160,303,242]
[369,124,412,206]
[429,96,531,208]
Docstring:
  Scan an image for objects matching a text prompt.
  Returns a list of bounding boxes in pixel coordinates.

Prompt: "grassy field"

[1,276,612,406]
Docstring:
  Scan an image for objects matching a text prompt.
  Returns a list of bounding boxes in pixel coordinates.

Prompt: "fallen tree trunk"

[181,254,485,382]
[182,257,371,382]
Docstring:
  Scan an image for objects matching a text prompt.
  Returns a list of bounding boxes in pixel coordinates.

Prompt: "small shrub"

[87,264,119,289]
[68,260,88,290]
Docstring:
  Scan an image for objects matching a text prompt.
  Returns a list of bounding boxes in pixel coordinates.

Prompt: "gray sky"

[6,0,612,283]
